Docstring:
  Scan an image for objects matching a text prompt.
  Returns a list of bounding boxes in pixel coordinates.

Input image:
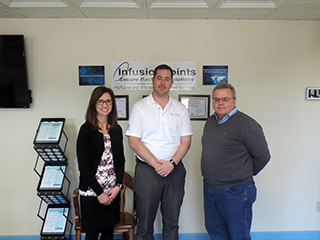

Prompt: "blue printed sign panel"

[203,65,228,85]
[79,66,105,86]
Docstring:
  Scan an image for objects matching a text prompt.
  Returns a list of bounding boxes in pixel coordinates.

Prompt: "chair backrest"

[120,172,137,224]
[72,188,81,232]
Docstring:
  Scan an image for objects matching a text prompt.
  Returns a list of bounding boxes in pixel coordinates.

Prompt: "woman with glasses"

[76,86,125,240]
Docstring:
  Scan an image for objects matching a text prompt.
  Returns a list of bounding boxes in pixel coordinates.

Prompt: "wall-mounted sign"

[79,66,105,86]
[111,61,197,90]
[203,65,228,85]
[306,87,320,100]
[115,95,129,121]
[179,94,210,121]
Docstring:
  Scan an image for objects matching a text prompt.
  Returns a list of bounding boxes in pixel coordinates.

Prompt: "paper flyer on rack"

[42,208,69,234]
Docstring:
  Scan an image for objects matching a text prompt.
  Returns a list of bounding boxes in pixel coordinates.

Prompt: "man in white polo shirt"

[126,64,193,240]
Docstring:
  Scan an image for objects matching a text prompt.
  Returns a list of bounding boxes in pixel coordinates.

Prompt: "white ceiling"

[0,0,320,20]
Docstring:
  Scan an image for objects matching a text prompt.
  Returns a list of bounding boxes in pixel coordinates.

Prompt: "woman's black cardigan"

[76,123,125,196]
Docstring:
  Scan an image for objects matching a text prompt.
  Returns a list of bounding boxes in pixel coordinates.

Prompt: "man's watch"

[169,159,177,168]
[116,183,124,190]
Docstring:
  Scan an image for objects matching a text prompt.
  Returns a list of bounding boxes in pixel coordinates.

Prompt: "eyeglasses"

[212,97,233,103]
[96,99,112,105]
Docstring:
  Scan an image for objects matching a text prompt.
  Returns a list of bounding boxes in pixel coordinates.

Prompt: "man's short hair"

[153,64,173,79]
[213,83,236,99]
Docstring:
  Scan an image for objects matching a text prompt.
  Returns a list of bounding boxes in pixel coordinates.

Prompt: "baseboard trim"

[1,231,320,240]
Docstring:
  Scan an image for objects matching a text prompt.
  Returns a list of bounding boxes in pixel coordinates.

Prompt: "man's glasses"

[96,99,112,105]
[212,97,233,103]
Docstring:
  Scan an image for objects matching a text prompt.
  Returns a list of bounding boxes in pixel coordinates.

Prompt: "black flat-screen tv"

[0,35,32,108]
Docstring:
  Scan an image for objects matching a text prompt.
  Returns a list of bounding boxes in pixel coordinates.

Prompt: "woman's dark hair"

[85,86,118,130]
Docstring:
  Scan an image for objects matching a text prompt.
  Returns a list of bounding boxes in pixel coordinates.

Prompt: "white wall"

[0,19,320,236]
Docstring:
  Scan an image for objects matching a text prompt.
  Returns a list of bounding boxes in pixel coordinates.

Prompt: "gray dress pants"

[134,159,186,240]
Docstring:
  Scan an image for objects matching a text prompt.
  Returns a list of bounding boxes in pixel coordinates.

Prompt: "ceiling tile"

[0,0,319,20]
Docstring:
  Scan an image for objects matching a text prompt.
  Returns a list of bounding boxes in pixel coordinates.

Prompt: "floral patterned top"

[79,133,116,197]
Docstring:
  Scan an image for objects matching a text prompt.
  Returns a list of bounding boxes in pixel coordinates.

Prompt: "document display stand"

[33,118,72,240]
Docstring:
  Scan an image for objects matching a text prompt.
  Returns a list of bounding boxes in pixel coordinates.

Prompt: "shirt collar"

[214,107,238,124]
[148,93,172,108]
[146,93,154,105]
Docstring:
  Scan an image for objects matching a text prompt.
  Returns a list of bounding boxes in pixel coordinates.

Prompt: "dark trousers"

[85,226,114,240]
[135,159,186,240]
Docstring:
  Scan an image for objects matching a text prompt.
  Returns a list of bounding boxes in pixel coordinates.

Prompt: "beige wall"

[0,19,320,236]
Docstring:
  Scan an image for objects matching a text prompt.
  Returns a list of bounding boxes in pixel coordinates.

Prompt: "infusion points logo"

[112,62,155,82]
[113,62,130,82]
[112,62,197,83]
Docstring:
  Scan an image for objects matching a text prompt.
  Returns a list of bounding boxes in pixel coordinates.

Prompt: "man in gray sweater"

[201,83,270,240]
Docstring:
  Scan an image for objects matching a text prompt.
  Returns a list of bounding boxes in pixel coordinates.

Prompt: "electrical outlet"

[317,201,320,212]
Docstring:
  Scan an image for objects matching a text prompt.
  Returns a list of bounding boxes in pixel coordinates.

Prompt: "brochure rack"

[33,118,72,240]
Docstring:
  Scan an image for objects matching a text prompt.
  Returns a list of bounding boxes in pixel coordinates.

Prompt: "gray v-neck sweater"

[201,111,270,188]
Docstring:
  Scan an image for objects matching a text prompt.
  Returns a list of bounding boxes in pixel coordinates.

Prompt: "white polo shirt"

[126,94,193,161]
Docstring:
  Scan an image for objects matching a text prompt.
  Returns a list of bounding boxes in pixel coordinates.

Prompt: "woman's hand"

[97,186,121,205]
[97,192,112,205]
[107,186,121,202]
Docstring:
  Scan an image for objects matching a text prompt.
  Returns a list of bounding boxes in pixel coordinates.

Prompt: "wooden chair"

[73,172,137,240]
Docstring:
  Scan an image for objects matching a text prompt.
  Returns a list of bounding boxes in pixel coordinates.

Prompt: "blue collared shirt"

[214,107,238,124]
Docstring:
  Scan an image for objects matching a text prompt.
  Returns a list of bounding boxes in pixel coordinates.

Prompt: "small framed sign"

[179,94,210,121]
[115,95,129,120]
[306,87,320,100]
